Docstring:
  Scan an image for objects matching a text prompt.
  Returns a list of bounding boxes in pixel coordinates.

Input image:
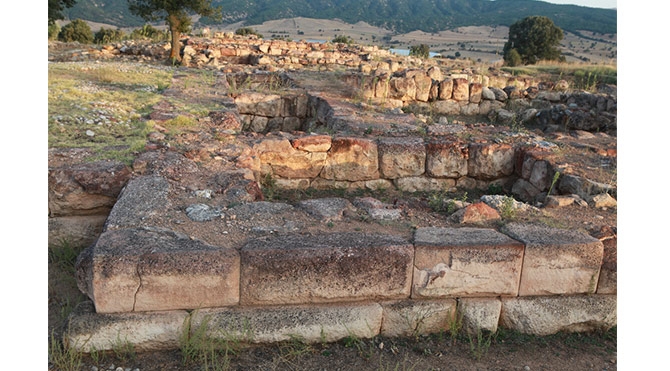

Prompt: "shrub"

[332,35,353,44]
[94,27,125,44]
[235,27,263,38]
[49,22,61,40]
[410,44,430,59]
[58,19,93,43]
[504,48,522,67]
[129,24,168,41]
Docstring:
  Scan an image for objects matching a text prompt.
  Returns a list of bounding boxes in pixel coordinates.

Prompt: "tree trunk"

[168,14,182,62]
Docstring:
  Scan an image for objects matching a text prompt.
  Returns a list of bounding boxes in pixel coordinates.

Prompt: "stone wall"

[251,134,607,205]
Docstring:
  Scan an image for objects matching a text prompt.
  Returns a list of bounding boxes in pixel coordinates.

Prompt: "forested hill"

[65,0,616,35]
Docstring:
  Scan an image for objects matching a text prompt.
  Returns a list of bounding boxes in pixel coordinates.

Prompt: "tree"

[127,0,222,62]
[503,16,564,66]
[58,19,93,43]
[49,0,77,25]
[409,44,430,59]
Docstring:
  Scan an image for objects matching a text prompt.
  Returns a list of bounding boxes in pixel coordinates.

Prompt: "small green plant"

[261,173,277,200]
[49,332,82,371]
[278,334,313,361]
[447,311,464,345]
[89,344,106,365]
[180,313,247,369]
[469,329,493,361]
[547,171,561,196]
[499,195,517,220]
[110,333,136,363]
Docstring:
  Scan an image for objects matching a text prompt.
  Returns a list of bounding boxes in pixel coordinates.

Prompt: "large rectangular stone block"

[240,232,414,305]
[378,137,426,179]
[320,137,380,181]
[77,227,240,313]
[192,302,383,344]
[380,299,457,338]
[500,295,617,335]
[65,301,189,352]
[501,223,604,296]
[412,227,524,298]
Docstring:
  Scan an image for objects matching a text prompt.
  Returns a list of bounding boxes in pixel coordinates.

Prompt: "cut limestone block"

[239,232,414,305]
[458,297,502,335]
[412,227,524,298]
[64,301,189,352]
[595,226,617,294]
[104,176,171,231]
[500,295,617,335]
[380,299,457,338]
[320,137,379,181]
[501,223,603,296]
[191,302,383,344]
[377,137,426,179]
[76,227,240,313]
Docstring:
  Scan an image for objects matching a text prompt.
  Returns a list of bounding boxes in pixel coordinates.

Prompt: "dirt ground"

[48,41,617,370]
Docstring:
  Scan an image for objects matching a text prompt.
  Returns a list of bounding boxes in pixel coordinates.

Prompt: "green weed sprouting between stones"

[111,333,136,363]
[49,332,82,371]
[468,329,493,361]
[499,195,517,219]
[180,312,253,370]
[547,171,561,197]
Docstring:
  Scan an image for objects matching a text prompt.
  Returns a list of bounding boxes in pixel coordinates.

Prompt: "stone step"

[65,295,616,353]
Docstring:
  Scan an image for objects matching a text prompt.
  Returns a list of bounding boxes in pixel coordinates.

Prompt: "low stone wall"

[67,217,616,352]
[251,134,608,205]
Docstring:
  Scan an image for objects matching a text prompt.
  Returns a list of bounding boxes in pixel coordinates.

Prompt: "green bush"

[58,19,93,43]
[332,35,353,44]
[410,44,430,59]
[235,27,263,38]
[48,22,61,40]
[504,48,522,67]
[129,24,168,41]
[94,27,125,44]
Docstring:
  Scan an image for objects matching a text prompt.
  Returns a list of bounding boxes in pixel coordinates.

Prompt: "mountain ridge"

[64,0,616,35]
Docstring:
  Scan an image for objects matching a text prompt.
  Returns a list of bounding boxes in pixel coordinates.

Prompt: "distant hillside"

[65,0,616,35]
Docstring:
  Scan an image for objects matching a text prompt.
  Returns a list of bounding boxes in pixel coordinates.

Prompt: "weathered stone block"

[394,177,456,193]
[438,78,453,100]
[256,138,327,179]
[595,227,617,294]
[426,140,469,178]
[452,78,470,101]
[501,223,604,296]
[381,300,457,337]
[65,301,189,352]
[291,135,332,152]
[104,176,171,230]
[321,137,379,181]
[378,137,426,179]
[48,159,131,217]
[467,143,515,180]
[239,232,414,305]
[77,227,240,313]
[500,295,617,335]
[469,83,483,103]
[234,92,282,117]
[459,298,502,335]
[192,302,383,344]
[412,227,524,298]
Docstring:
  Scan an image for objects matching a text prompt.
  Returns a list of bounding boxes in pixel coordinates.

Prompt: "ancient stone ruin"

[49,36,616,353]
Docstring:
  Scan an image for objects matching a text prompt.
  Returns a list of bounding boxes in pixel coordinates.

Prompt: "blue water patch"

[389,48,440,58]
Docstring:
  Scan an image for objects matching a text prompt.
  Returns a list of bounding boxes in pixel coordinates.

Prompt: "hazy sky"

[540,0,617,9]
